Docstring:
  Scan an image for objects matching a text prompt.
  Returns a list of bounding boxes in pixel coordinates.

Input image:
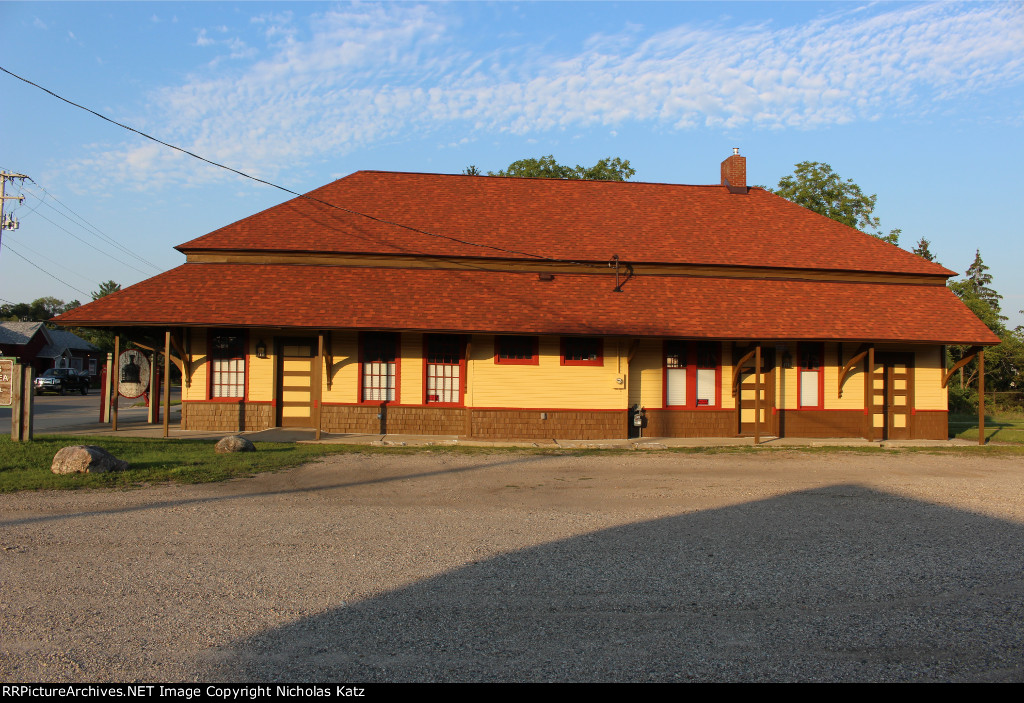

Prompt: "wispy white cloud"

[69,2,1024,190]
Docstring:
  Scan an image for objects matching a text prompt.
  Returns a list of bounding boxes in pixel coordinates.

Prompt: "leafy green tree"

[772,161,900,245]
[489,155,635,181]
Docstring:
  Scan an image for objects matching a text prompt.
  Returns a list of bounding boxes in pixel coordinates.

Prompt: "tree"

[912,237,938,263]
[487,155,635,181]
[946,250,1024,402]
[91,280,121,301]
[772,161,900,245]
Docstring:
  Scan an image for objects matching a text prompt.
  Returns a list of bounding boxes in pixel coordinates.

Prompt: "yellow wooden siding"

[246,331,275,402]
[719,344,735,411]
[322,332,359,404]
[627,339,663,409]
[914,345,947,410]
[400,333,423,406]
[184,328,207,401]
[470,335,627,409]
[825,343,865,410]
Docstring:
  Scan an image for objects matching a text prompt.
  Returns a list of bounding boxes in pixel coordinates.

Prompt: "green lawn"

[949,411,1024,444]
[3,432,1021,494]
[0,435,371,493]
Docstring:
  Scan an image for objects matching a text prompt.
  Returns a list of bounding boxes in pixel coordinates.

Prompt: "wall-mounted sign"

[0,358,14,407]
[118,350,151,399]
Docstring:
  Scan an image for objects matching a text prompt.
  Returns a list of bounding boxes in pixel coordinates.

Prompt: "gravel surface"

[1,449,1022,682]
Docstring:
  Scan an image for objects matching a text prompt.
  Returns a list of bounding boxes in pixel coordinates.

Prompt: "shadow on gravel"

[207,484,1024,682]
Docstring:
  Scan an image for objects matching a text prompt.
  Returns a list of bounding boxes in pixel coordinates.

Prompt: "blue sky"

[1,1,1022,328]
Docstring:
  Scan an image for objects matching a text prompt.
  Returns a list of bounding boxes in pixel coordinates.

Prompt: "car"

[34,368,91,396]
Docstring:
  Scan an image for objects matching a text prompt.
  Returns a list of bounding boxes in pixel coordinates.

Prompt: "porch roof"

[54,262,1000,346]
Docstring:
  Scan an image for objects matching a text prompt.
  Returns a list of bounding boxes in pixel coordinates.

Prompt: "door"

[737,346,776,437]
[870,353,914,440]
[277,338,316,428]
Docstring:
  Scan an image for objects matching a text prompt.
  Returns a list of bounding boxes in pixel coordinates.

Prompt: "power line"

[1,243,90,297]
[22,181,162,271]
[18,203,153,276]
[2,232,102,288]
[0,64,605,270]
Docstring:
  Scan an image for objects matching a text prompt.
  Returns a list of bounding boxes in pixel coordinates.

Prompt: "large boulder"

[215,435,256,454]
[51,445,129,475]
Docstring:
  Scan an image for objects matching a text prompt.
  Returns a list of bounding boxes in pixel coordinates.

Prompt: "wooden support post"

[978,349,985,446]
[10,363,22,441]
[163,330,171,438]
[315,333,324,441]
[21,365,33,441]
[866,345,875,441]
[463,339,473,439]
[112,334,120,432]
[148,353,157,424]
[754,344,761,446]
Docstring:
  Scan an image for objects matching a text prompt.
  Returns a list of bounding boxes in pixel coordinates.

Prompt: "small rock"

[215,435,256,454]
[51,445,129,474]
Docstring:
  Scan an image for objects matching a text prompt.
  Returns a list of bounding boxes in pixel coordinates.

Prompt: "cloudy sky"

[2,1,1022,326]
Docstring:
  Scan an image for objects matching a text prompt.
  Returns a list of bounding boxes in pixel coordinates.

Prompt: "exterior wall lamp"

[256,340,268,359]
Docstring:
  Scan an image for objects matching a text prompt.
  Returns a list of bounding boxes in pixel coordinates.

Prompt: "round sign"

[118,349,151,399]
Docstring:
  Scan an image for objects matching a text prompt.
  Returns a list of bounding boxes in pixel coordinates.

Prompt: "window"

[664,341,721,408]
[425,335,464,405]
[211,331,246,398]
[561,337,603,366]
[495,336,538,365]
[798,343,824,409]
[362,333,397,402]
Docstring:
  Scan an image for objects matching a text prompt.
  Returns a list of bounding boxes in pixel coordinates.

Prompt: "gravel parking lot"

[2,449,1022,682]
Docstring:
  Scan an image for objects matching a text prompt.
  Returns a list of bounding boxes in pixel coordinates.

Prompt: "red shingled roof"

[178,171,955,277]
[56,263,999,345]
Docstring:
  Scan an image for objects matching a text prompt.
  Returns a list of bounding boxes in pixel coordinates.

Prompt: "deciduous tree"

[486,155,635,181]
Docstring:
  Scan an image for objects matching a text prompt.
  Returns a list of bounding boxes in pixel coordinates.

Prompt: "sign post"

[3,359,33,442]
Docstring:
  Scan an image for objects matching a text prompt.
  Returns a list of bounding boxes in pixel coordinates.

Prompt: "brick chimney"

[721,148,747,194]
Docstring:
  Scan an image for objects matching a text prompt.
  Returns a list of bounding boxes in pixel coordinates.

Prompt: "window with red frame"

[495,336,538,364]
[798,343,824,408]
[562,337,603,366]
[426,334,463,404]
[362,333,397,402]
[210,331,246,398]
[665,341,720,407]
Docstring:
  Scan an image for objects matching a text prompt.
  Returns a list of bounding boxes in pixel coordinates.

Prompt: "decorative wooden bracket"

[942,346,983,388]
[323,331,334,391]
[838,344,870,398]
[731,347,757,397]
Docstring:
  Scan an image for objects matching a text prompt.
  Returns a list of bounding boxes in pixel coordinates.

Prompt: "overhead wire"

[1,243,91,297]
[2,232,102,288]
[21,182,162,271]
[0,64,606,270]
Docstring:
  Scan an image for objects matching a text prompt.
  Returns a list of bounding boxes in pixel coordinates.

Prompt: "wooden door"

[737,347,776,437]
[277,339,316,428]
[870,353,914,440]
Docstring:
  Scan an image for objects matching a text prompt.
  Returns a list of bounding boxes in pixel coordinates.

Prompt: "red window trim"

[208,329,248,401]
[423,334,466,407]
[797,342,825,410]
[494,335,539,365]
[560,337,604,367]
[662,340,722,410]
[358,331,400,404]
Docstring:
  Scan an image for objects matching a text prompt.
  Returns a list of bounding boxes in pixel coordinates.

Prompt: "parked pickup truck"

[34,368,91,396]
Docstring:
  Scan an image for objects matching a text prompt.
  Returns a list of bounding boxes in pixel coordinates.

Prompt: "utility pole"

[1,170,29,259]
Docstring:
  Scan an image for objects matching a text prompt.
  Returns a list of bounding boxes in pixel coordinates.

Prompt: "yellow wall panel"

[826,343,865,410]
[914,345,947,410]
[246,330,275,402]
[627,339,663,409]
[322,332,359,404]
[400,333,424,406]
[470,335,626,409]
[184,328,207,401]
